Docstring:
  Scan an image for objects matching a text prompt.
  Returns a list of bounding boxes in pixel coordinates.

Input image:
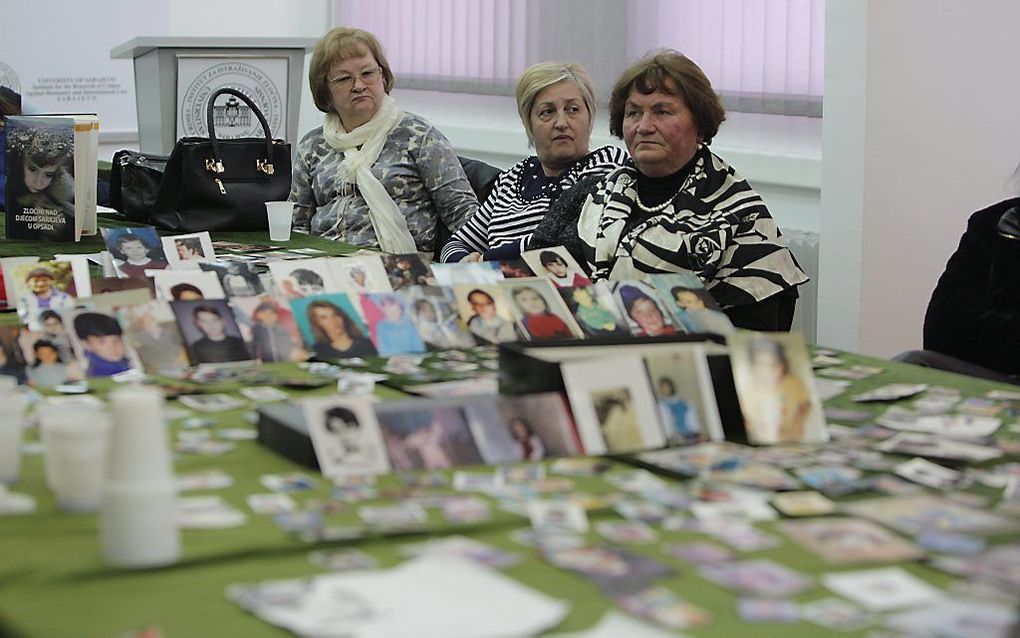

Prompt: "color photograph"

[502,277,583,341]
[162,231,215,269]
[557,282,629,338]
[289,293,377,360]
[101,226,169,279]
[375,402,484,471]
[230,295,307,363]
[118,300,189,376]
[62,307,142,377]
[170,299,252,365]
[612,281,680,337]
[399,285,475,351]
[11,260,77,330]
[327,255,392,294]
[645,346,724,444]
[359,292,426,355]
[521,246,591,288]
[152,270,226,302]
[452,284,520,345]
[497,393,582,459]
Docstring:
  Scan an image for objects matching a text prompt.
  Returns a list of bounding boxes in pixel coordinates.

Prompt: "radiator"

[784,230,820,344]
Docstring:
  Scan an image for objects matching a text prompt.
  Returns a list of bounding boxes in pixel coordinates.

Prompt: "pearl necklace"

[634,187,680,214]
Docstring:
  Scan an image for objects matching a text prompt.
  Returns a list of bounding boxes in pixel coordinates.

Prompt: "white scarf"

[322,95,417,253]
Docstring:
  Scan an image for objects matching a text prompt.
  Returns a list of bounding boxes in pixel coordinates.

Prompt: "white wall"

[819,0,1020,356]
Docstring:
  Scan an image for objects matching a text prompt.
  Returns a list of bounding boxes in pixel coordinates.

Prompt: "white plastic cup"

[42,412,111,513]
[101,481,180,568]
[105,387,172,483]
[37,400,94,490]
[265,201,294,241]
[0,392,28,485]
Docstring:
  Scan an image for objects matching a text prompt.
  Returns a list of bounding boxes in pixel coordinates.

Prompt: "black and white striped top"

[440,145,628,263]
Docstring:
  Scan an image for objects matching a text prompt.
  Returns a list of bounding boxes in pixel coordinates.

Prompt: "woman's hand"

[463,252,483,263]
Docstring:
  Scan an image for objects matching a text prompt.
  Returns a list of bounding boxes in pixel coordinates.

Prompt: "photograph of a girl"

[509,283,580,340]
[4,116,74,241]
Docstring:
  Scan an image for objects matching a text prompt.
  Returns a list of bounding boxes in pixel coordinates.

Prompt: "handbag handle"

[204,87,276,176]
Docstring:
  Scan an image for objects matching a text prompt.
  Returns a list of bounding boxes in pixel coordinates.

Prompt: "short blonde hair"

[515,62,596,146]
[309,27,395,113]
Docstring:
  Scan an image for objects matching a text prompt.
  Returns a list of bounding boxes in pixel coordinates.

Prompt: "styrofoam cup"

[42,413,110,513]
[266,201,294,241]
[106,387,172,483]
[101,480,180,568]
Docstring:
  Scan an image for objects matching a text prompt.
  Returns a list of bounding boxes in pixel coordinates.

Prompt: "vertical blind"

[335,0,825,113]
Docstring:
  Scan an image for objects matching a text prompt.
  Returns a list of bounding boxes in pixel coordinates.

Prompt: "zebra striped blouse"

[440,145,628,263]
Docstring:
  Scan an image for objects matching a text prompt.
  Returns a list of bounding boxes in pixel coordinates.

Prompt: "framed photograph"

[612,280,680,337]
[268,258,340,300]
[162,231,215,269]
[301,396,391,479]
[326,255,392,295]
[230,295,307,363]
[399,285,475,351]
[289,293,377,360]
[497,393,582,459]
[561,354,666,455]
[199,261,265,298]
[359,292,426,355]
[452,284,521,345]
[501,277,583,341]
[101,226,168,279]
[382,253,431,290]
[645,345,724,444]
[118,300,189,377]
[170,299,252,365]
[521,246,591,288]
[61,307,143,378]
[729,331,827,445]
[557,282,629,338]
[375,400,484,471]
[151,270,225,302]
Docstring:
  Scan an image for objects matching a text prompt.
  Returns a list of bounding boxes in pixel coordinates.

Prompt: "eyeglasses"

[328,67,383,91]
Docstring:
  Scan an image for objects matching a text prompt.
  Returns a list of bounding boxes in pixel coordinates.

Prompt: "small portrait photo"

[101,226,169,279]
[302,397,391,479]
[728,332,828,445]
[430,261,504,287]
[498,259,535,280]
[452,284,521,345]
[0,325,28,384]
[359,292,426,356]
[290,293,378,360]
[230,295,307,363]
[63,308,141,378]
[645,347,724,444]
[375,402,484,471]
[497,393,582,460]
[90,277,155,297]
[521,246,592,288]
[11,260,77,330]
[18,333,84,387]
[268,258,339,300]
[198,261,265,298]
[558,282,628,338]
[118,300,189,377]
[327,255,392,294]
[25,308,75,364]
[162,232,215,270]
[170,299,252,365]
[502,278,583,341]
[613,281,679,337]
[561,354,665,455]
[382,253,431,290]
[648,273,732,335]
[400,285,475,351]
[152,270,225,302]
[3,116,75,242]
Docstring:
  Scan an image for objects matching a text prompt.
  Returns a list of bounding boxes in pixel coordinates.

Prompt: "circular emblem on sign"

[180,62,283,139]
[0,60,21,93]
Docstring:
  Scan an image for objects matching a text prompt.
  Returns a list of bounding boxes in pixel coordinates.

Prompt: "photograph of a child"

[152,270,225,302]
[327,255,391,294]
[17,330,83,388]
[558,283,628,338]
[64,308,140,377]
[383,253,430,290]
[645,347,724,444]
[400,286,475,351]
[162,232,215,269]
[498,259,534,279]
[269,259,338,300]
[453,284,520,345]
[31,309,75,362]
[522,247,592,288]
[4,116,74,241]
[171,299,252,365]
[591,387,644,453]
[303,397,391,479]
[359,293,426,355]
[376,404,483,471]
[0,325,28,384]
[118,300,189,377]
[101,227,169,279]
[649,274,732,336]
[231,295,307,363]
[504,279,582,341]
[614,282,679,337]
[461,397,521,464]
[290,294,378,360]
[498,393,582,460]
[199,261,265,298]
[12,261,76,329]
[729,332,828,445]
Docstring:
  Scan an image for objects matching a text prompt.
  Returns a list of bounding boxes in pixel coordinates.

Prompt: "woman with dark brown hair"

[531,50,807,331]
[306,299,377,359]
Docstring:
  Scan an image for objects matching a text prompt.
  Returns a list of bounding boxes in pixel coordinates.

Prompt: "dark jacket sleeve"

[527,175,602,270]
[923,200,1020,375]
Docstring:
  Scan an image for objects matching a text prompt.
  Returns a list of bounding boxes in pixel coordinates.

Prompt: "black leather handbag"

[109,149,169,223]
[149,87,291,232]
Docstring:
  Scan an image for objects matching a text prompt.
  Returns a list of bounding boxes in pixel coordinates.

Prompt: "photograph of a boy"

[508,284,578,340]
[559,284,627,337]
[199,261,264,298]
[360,293,425,355]
[170,283,204,301]
[16,265,75,327]
[591,387,643,452]
[383,253,430,290]
[153,270,225,302]
[616,283,678,337]
[457,286,519,345]
[70,310,135,377]
[4,117,74,240]
[120,301,188,376]
[172,300,251,365]
[269,259,338,300]
[233,297,306,363]
[527,249,591,288]
[103,228,169,279]
[376,406,483,471]
[35,309,74,362]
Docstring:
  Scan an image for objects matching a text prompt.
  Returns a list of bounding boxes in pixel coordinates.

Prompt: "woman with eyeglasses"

[291,27,478,254]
